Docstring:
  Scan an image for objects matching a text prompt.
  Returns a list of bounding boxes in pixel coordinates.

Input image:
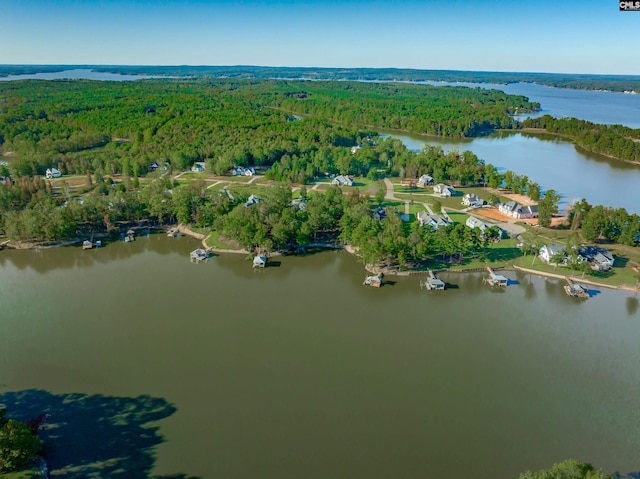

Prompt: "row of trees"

[522,115,640,164]
[568,199,640,245]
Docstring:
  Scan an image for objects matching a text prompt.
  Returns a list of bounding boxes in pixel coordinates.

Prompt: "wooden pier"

[564,278,589,299]
[420,270,445,290]
[484,267,508,287]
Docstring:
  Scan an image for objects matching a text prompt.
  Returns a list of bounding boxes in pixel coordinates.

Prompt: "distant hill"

[1,64,640,93]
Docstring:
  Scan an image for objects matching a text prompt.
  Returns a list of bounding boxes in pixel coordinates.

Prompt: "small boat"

[363,273,383,287]
[190,249,211,262]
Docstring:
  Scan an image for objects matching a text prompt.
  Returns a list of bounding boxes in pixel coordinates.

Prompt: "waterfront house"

[45,168,61,179]
[578,246,615,271]
[245,194,261,208]
[433,184,455,197]
[462,193,483,208]
[516,204,539,219]
[351,145,361,154]
[498,201,538,219]
[417,174,434,187]
[539,244,566,264]
[498,201,519,217]
[417,211,451,230]
[332,175,353,187]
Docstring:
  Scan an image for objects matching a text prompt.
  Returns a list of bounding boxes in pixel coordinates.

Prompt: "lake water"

[0,236,639,479]
[381,129,640,213]
[420,81,640,129]
[0,69,169,82]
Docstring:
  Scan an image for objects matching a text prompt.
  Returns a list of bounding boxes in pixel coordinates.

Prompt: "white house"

[232,166,255,176]
[191,162,206,173]
[417,211,451,230]
[498,201,538,219]
[539,244,566,264]
[465,216,489,231]
[417,174,434,187]
[332,175,353,187]
[45,168,61,179]
[462,193,483,208]
[350,145,361,154]
[433,184,455,197]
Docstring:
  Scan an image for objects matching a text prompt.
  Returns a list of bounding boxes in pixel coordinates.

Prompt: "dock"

[363,273,384,287]
[484,267,508,287]
[190,248,211,263]
[253,255,268,268]
[564,278,589,299]
[420,270,445,290]
[124,229,136,242]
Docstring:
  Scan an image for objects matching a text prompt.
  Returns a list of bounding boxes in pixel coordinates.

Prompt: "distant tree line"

[521,115,640,164]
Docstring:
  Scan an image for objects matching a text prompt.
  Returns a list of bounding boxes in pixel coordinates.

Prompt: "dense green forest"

[3,65,639,93]
[521,115,640,163]
[0,78,638,262]
[0,78,536,179]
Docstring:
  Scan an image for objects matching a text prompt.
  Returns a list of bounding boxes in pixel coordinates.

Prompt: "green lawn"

[205,230,243,250]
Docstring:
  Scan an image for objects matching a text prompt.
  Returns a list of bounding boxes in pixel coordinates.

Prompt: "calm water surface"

[1,236,639,478]
[381,129,640,213]
[0,69,169,81]
[420,81,640,129]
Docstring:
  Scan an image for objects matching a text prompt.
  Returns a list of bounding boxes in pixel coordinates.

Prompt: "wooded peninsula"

[0,78,639,284]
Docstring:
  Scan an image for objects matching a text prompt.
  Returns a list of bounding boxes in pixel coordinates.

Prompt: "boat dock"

[564,278,589,298]
[420,270,445,290]
[484,267,508,287]
[190,248,211,262]
[363,273,383,287]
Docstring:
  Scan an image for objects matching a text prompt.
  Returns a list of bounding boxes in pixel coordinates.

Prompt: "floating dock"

[484,267,508,287]
[564,278,589,299]
[190,248,211,262]
[420,270,445,290]
[363,273,383,287]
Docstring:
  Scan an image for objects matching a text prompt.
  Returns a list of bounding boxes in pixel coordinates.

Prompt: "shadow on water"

[0,389,199,479]
[627,297,639,316]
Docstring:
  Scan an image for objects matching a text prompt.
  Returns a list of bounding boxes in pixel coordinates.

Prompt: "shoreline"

[2,224,638,294]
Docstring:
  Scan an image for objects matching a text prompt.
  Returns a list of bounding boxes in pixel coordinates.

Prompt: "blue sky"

[1,0,638,74]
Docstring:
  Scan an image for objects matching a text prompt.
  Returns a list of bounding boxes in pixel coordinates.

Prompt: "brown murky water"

[1,235,638,478]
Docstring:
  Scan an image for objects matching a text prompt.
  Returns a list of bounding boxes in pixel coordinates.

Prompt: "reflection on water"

[0,239,638,479]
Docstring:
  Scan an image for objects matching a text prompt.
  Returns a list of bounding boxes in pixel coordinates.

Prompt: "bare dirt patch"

[501,192,537,206]
[473,207,514,222]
